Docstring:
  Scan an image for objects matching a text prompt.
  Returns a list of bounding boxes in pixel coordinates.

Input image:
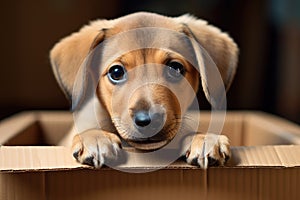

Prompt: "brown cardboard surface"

[0,111,300,171]
[0,111,300,200]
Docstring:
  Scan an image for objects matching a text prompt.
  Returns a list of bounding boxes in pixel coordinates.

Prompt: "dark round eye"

[164,61,186,82]
[107,64,127,84]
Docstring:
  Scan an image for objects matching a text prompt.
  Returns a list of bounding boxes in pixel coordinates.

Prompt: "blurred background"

[0,0,299,124]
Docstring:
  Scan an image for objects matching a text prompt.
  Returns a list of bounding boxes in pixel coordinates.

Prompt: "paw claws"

[72,150,80,161]
[190,157,198,166]
[208,157,218,166]
[71,130,121,168]
[82,156,95,166]
[187,134,231,169]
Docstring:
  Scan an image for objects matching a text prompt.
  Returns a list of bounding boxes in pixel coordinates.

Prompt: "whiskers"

[111,113,199,143]
[111,117,135,139]
[162,116,181,136]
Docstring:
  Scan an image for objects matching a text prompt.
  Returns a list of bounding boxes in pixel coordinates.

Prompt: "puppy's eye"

[164,61,185,82]
[107,64,127,84]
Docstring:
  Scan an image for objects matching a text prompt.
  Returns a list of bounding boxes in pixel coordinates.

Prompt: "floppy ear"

[50,20,110,101]
[174,14,239,106]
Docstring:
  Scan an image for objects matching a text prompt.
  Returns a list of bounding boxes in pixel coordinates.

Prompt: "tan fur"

[51,12,238,100]
[174,14,238,91]
[50,12,238,168]
[97,49,199,149]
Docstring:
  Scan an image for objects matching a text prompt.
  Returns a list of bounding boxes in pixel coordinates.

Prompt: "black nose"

[134,111,151,127]
[134,111,164,129]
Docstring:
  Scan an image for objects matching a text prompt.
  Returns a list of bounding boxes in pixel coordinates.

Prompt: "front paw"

[72,129,121,168]
[186,134,231,169]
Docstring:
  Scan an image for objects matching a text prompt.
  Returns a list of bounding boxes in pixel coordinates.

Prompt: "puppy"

[50,12,238,169]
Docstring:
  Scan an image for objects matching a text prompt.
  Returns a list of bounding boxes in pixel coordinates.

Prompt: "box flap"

[274,145,300,167]
[0,112,37,144]
[243,112,300,145]
[1,111,300,172]
[1,145,300,172]
[229,145,300,167]
[0,146,83,172]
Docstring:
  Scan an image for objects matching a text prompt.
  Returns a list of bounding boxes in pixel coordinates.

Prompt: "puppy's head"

[50,12,238,150]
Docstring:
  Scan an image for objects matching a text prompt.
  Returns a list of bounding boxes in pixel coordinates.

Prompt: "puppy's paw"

[72,129,121,168]
[186,134,231,169]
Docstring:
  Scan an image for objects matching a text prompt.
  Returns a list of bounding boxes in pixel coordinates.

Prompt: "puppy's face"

[50,12,238,151]
[97,49,199,150]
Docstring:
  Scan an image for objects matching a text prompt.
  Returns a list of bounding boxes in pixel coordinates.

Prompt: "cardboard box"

[0,111,300,200]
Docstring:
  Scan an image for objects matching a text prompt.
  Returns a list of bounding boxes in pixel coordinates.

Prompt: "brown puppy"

[50,12,238,168]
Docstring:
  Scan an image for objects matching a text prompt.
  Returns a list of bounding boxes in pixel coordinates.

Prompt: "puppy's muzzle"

[133,110,165,137]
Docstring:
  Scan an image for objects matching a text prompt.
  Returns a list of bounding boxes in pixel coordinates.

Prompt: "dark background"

[0,0,299,124]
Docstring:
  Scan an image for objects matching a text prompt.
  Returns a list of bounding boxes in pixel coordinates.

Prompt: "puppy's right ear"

[50,21,109,101]
[174,14,239,108]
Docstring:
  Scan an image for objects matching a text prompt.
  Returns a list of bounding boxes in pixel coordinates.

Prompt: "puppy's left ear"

[174,15,239,106]
[50,21,108,102]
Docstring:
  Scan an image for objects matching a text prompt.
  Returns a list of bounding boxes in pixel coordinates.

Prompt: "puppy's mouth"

[112,117,180,150]
[123,126,177,150]
[126,139,170,150]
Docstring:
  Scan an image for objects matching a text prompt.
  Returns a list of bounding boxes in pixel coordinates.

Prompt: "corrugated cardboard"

[0,111,300,200]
